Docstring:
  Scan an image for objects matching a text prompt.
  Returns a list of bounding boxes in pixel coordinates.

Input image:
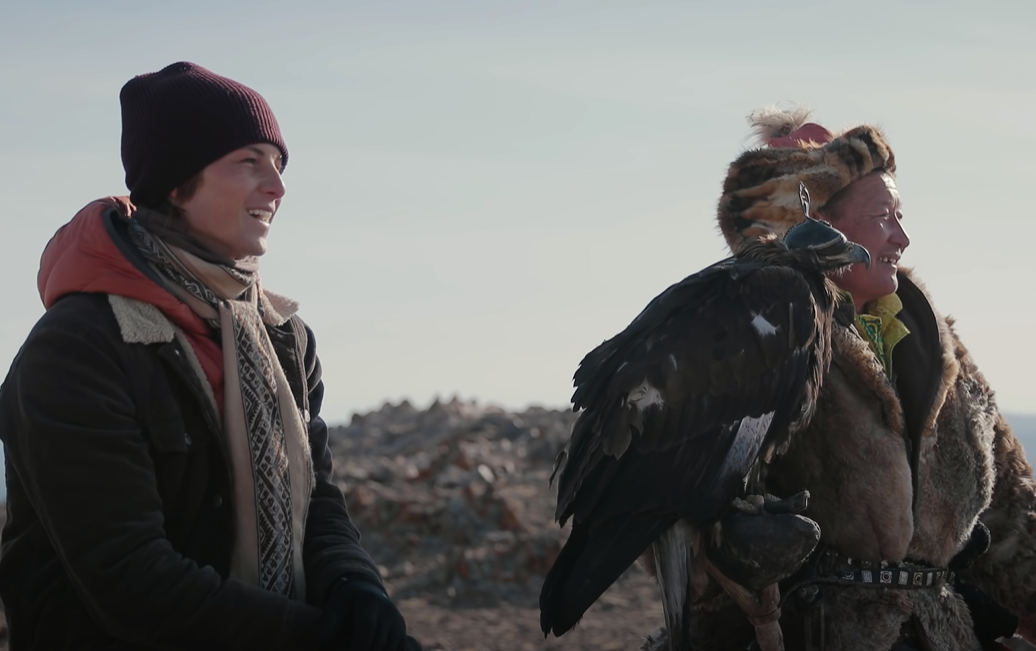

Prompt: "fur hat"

[717,106,895,252]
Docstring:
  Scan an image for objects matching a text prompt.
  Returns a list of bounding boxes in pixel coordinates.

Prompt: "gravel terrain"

[1,397,1033,650]
[329,398,664,650]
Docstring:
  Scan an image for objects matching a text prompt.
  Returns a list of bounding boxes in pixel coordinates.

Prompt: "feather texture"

[540,219,865,647]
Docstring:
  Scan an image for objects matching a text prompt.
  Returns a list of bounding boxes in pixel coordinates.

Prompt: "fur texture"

[767,321,916,563]
[109,290,301,421]
[260,289,300,327]
[668,109,1036,650]
[109,294,176,344]
[959,391,1036,633]
[717,124,895,252]
[110,294,219,414]
[676,269,1035,650]
[746,105,814,144]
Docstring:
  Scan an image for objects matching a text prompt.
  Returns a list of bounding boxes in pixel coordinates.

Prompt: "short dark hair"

[153,171,203,219]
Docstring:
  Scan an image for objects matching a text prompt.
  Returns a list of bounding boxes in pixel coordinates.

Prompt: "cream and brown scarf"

[128,218,314,600]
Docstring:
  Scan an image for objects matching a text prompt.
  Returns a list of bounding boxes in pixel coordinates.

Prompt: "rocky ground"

[327,398,663,650]
[1,398,1033,650]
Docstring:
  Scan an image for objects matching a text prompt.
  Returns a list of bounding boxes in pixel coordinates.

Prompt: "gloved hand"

[707,491,821,590]
[321,576,409,651]
[954,582,1018,644]
[404,634,424,651]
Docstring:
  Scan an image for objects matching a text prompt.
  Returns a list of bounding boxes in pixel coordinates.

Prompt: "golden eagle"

[539,202,869,643]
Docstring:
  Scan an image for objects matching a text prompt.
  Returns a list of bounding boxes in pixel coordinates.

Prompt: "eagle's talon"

[731,496,764,515]
[762,490,810,516]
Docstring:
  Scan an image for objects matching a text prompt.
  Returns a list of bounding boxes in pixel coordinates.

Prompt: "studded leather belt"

[835,564,955,589]
[781,547,949,651]
[781,546,953,610]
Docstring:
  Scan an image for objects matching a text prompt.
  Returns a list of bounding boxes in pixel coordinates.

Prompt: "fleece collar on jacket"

[109,291,300,346]
[38,197,300,414]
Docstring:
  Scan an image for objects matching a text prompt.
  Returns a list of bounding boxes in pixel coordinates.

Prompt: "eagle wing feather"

[555,262,819,526]
[540,258,825,638]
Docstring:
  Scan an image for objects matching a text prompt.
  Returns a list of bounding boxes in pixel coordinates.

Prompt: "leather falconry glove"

[705,491,821,651]
[707,491,821,590]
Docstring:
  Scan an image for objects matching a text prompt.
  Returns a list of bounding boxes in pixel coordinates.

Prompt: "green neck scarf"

[841,292,911,376]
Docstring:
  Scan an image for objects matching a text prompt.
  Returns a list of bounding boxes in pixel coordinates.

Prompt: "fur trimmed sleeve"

[962,411,1036,641]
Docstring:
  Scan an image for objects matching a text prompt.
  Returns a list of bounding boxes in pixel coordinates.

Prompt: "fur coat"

[675,268,1036,650]
[673,110,1036,650]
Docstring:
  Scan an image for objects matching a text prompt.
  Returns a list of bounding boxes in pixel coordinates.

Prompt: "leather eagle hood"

[717,107,896,253]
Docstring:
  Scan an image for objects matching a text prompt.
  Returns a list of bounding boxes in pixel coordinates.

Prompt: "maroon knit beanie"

[120,61,288,208]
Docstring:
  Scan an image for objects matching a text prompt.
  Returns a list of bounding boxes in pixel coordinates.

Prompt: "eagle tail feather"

[652,520,701,651]
[539,515,677,637]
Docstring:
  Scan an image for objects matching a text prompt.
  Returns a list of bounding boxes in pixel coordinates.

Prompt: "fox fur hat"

[717,106,896,252]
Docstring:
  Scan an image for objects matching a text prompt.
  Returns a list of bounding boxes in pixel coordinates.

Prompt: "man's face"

[171,143,286,260]
[821,172,910,311]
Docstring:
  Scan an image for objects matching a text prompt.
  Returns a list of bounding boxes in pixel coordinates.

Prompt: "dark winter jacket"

[0,199,383,649]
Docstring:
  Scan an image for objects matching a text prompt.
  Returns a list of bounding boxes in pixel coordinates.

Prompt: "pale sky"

[1,0,1034,427]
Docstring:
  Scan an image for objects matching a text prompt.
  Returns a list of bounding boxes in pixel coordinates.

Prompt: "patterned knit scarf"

[128,218,313,599]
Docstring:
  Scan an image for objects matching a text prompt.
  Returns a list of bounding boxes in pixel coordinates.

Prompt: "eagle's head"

[783,217,871,273]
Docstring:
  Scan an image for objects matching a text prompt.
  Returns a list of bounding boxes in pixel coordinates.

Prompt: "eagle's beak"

[844,242,871,268]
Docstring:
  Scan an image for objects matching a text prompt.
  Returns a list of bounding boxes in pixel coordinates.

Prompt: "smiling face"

[818,172,910,312]
[169,143,286,260]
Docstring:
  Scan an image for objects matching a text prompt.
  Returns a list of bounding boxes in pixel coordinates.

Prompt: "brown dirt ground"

[393,568,662,651]
[0,577,662,651]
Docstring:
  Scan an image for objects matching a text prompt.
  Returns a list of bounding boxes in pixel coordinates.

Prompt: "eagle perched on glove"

[539,185,870,642]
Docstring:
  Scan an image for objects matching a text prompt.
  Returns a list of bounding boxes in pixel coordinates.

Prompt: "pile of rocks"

[328,397,581,606]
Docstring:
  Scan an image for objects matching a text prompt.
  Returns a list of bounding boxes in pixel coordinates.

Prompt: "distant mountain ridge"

[1009,413,1036,458]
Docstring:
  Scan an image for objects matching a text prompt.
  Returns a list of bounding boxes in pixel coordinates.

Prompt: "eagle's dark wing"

[540,257,824,637]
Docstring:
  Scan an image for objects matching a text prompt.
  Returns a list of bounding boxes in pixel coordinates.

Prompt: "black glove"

[950,521,991,571]
[954,581,1018,644]
[321,576,408,651]
[404,634,424,651]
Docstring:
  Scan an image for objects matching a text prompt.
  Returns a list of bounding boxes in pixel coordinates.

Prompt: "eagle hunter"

[539,187,870,644]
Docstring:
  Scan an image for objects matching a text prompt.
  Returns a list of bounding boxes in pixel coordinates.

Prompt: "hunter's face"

[823,172,910,311]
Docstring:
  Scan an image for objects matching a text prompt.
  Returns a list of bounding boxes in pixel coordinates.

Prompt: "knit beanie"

[120,61,288,208]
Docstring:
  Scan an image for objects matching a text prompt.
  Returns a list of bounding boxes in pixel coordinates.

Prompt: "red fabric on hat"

[768,122,834,148]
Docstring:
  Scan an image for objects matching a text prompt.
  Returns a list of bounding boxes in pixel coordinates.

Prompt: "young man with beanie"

[645,108,1036,650]
[0,62,422,651]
